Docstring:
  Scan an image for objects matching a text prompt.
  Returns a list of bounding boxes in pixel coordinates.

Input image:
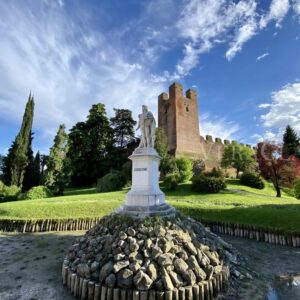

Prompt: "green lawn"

[0,180,300,233]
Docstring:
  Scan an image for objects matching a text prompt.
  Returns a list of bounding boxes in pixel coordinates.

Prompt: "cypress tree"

[2,93,35,186]
[44,124,68,192]
[282,125,300,158]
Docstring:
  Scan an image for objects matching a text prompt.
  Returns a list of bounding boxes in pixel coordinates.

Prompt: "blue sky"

[0,0,300,154]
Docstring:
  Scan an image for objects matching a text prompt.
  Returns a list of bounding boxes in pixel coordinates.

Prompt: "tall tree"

[221,143,255,178]
[22,132,35,191]
[67,104,113,186]
[2,93,34,186]
[44,124,68,193]
[282,125,300,158]
[110,109,136,148]
[0,155,4,176]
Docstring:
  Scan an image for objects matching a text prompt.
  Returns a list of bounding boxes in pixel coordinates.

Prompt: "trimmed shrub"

[203,167,223,178]
[2,185,21,201]
[175,157,193,183]
[240,172,264,189]
[294,179,300,200]
[192,175,226,193]
[163,172,180,190]
[96,171,125,193]
[25,186,54,200]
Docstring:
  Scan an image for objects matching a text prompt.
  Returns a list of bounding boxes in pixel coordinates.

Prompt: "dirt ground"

[1,231,300,300]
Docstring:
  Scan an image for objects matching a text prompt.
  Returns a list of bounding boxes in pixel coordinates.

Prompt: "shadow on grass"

[174,203,300,233]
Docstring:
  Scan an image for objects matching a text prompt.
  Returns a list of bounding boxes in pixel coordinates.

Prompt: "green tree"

[22,132,41,191]
[155,128,177,178]
[44,124,68,193]
[0,155,4,177]
[282,125,300,158]
[221,143,255,178]
[155,128,169,158]
[67,104,113,186]
[2,93,34,186]
[110,109,136,148]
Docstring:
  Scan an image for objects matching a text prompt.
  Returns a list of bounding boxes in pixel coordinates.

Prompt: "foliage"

[23,136,41,191]
[240,172,265,189]
[282,125,300,158]
[294,180,300,200]
[0,154,4,177]
[0,180,4,191]
[121,161,132,183]
[221,143,255,178]
[2,94,35,186]
[163,172,179,190]
[175,157,193,183]
[67,104,114,186]
[1,185,21,201]
[160,156,178,179]
[44,124,68,194]
[256,142,289,197]
[191,175,226,193]
[110,108,136,148]
[96,170,125,193]
[25,186,53,200]
[155,128,176,178]
[155,128,169,158]
[203,167,223,178]
[192,159,205,177]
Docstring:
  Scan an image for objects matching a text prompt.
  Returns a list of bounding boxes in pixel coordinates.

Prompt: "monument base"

[117,147,175,218]
[117,202,175,218]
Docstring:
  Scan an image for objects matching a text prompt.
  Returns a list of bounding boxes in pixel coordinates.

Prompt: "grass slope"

[0,179,299,233]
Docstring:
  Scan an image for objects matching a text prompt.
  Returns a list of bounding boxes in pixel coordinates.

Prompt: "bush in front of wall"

[240,172,265,189]
[191,175,226,193]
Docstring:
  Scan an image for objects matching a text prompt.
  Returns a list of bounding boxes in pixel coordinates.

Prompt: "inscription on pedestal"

[134,168,147,171]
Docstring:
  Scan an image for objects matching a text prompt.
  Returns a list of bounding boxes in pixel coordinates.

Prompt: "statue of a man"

[136,105,156,148]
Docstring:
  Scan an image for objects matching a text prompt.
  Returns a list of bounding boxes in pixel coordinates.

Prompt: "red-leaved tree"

[256,142,292,197]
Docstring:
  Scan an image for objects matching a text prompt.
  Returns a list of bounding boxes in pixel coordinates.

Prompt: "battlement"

[201,135,252,148]
[158,82,198,102]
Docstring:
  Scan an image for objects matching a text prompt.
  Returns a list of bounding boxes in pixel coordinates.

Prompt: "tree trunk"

[236,168,239,178]
[275,186,281,197]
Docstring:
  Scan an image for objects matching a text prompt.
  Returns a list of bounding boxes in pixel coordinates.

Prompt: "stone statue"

[136,105,156,148]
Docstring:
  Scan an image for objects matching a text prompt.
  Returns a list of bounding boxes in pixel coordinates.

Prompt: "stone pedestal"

[117,147,175,218]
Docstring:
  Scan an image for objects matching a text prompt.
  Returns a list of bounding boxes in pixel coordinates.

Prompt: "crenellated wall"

[158,83,252,169]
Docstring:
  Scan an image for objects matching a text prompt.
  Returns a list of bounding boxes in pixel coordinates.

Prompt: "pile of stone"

[64,214,233,294]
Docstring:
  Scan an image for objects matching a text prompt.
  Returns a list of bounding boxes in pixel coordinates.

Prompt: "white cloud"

[256,52,270,61]
[174,0,259,74]
[258,103,271,108]
[0,2,165,152]
[294,0,300,14]
[251,130,279,142]
[259,0,290,29]
[259,82,300,135]
[199,112,239,141]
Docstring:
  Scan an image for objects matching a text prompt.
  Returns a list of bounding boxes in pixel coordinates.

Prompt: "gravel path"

[1,231,300,300]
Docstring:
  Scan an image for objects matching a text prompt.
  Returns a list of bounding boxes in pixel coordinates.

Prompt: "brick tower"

[158,82,201,157]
